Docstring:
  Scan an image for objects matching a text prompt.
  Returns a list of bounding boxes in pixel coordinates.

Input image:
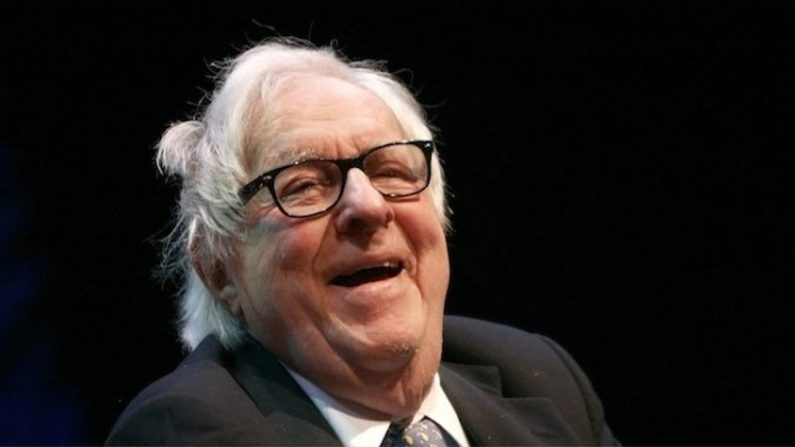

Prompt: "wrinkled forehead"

[242,74,405,174]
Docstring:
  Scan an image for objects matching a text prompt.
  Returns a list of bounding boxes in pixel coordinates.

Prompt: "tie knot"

[382,417,453,447]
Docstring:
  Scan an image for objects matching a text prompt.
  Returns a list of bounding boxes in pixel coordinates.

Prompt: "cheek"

[272,223,327,273]
[242,218,325,277]
[235,220,329,341]
[238,219,328,309]
[397,202,449,292]
[401,199,447,251]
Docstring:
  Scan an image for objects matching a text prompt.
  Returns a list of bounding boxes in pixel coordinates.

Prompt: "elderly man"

[106,38,618,446]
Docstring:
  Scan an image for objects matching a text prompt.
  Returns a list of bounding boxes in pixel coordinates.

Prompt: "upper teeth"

[350,261,399,274]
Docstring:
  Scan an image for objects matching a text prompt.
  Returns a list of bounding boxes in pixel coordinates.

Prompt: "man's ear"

[191,240,244,320]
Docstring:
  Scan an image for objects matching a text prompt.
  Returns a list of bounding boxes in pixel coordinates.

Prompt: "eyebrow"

[261,147,319,170]
[259,138,396,172]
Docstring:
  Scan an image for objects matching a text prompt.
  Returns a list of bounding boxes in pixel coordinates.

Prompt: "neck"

[297,341,441,420]
[331,349,439,419]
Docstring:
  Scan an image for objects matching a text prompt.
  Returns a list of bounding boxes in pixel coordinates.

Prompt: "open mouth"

[331,262,404,287]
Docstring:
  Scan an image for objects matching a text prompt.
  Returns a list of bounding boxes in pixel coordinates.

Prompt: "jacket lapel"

[228,336,342,446]
[440,363,582,446]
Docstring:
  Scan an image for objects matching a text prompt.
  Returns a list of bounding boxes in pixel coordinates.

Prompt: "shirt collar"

[286,367,469,447]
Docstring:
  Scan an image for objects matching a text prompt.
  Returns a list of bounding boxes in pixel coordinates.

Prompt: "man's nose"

[334,169,394,234]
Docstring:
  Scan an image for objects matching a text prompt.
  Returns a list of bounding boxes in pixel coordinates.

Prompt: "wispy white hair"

[156,37,450,351]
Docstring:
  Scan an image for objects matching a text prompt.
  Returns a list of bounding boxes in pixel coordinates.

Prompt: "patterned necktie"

[381,417,455,447]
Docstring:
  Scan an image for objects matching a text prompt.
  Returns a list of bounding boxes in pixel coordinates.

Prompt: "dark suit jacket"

[106,316,618,445]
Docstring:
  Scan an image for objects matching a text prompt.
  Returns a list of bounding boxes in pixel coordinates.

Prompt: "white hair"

[156,38,450,350]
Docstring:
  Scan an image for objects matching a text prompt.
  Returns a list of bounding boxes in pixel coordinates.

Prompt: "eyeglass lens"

[272,143,428,217]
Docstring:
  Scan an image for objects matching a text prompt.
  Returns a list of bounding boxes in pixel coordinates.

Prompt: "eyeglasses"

[239,140,434,218]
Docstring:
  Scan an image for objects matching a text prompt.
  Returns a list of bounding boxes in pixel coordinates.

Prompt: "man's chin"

[351,341,419,373]
[332,331,420,373]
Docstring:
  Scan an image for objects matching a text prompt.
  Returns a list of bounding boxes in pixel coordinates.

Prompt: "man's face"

[224,75,449,413]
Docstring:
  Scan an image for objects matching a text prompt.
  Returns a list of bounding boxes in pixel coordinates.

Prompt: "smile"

[331,261,404,287]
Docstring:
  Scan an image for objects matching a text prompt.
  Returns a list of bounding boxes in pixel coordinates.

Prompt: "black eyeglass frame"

[238,140,435,218]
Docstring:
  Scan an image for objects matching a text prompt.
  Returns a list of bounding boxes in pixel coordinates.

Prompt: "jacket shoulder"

[442,315,617,445]
[442,315,565,372]
[105,337,262,445]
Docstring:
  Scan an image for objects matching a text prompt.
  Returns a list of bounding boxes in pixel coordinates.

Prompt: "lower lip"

[331,271,407,304]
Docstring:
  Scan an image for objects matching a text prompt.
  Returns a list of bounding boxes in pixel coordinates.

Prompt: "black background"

[2,2,793,445]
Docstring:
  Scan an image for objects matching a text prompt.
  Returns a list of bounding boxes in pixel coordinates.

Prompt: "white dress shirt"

[286,367,470,447]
